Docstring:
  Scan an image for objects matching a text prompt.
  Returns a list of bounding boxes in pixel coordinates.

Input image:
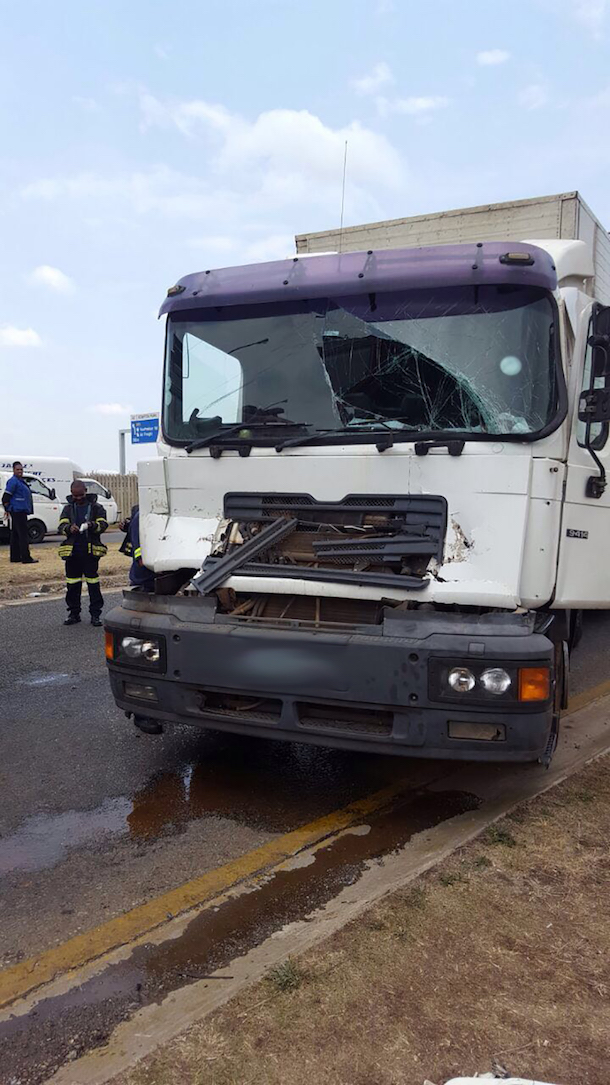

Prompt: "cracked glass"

[163,284,559,444]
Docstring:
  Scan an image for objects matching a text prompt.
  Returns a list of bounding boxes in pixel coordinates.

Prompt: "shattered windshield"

[163,284,560,444]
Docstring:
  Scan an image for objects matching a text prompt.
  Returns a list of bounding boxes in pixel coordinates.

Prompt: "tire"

[569,609,584,654]
[27,519,46,544]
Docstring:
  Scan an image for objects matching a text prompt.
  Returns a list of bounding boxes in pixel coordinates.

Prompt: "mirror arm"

[585,441,606,498]
[582,336,609,498]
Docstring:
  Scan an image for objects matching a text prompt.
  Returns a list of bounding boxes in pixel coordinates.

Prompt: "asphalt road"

[0,595,609,1084]
[1,591,428,966]
[1,593,608,963]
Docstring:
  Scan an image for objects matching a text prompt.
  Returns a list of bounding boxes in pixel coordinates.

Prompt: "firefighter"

[119,504,155,592]
[58,480,108,626]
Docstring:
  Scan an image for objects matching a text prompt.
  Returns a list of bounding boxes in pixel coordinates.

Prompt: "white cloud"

[377,95,450,119]
[22,98,408,266]
[351,62,394,96]
[73,96,101,113]
[30,265,75,293]
[573,0,606,35]
[0,326,42,348]
[23,99,406,229]
[519,83,550,110]
[477,49,511,65]
[91,403,132,415]
[537,0,606,36]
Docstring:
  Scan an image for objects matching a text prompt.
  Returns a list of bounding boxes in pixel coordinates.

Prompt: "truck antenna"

[338,139,348,254]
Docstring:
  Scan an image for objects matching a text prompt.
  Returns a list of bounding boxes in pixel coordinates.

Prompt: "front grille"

[196,690,282,723]
[297,703,393,736]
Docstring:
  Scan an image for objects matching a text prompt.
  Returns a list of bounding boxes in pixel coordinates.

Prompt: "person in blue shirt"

[1,461,38,564]
[119,505,155,591]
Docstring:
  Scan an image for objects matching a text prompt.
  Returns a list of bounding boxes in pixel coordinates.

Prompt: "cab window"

[24,476,52,500]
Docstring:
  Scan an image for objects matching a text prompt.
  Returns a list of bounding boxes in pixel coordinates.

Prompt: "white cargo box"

[296,192,610,305]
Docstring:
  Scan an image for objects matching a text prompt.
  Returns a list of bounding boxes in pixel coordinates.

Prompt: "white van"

[0,470,62,544]
[0,457,118,529]
[77,478,118,525]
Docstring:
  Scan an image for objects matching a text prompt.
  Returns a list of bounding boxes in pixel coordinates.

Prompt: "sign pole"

[118,429,129,474]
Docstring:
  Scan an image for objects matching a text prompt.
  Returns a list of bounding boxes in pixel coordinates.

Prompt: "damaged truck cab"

[105,212,610,763]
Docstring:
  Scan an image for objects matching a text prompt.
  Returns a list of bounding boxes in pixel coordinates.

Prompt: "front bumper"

[105,594,556,763]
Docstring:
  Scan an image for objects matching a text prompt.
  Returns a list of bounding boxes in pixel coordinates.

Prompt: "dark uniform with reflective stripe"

[58,497,108,620]
[119,505,155,591]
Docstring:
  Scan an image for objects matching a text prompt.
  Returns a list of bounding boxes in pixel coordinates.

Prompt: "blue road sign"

[131,413,159,444]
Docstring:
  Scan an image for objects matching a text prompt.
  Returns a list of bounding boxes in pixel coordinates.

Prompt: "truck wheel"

[133,715,164,735]
[27,519,46,544]
[569,609,584,654]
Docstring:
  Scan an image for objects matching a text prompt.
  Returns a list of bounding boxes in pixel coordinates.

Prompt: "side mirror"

[588,333,610,379]
[104,488,111,500]
[579,388,610,424]
[50,488,56,500]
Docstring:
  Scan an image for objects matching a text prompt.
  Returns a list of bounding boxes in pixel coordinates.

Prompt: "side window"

[79,480,104,497]
[577,313,609,450]
[25,476,51,499]
[181,331,242,424]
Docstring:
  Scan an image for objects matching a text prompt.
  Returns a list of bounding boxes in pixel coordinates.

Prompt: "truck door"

[555,303,610,607]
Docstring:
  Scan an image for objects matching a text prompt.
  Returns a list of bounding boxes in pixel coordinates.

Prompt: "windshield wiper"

[186,401,305,453]
[275,427,350,452]
[277,427,470,455]
[275,423,400,452]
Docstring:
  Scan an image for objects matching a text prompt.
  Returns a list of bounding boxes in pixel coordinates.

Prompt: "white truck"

[104,192,610,764]
[0,456,118,540]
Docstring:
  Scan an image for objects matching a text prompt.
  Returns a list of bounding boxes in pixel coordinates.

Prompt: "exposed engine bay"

[189,493,448,626]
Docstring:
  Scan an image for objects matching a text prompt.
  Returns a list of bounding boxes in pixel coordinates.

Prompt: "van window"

[80,480,106,497]
[25,476,52,500]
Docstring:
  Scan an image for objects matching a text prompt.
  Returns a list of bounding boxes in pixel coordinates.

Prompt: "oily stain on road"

[0,736,421,878]
[0,788,479,1085]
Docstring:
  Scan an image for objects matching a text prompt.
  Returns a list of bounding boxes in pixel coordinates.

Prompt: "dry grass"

[0,537,128,599]
[116,757,610,1085]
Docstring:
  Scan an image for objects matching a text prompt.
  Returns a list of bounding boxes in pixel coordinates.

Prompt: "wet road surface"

[1,595,609,1084]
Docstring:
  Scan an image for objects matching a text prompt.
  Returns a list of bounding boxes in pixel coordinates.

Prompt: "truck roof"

[160,240,557,317]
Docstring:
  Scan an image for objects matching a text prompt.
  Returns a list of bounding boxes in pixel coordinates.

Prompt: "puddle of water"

[126,738,423,841]
[0,788,480,1084]
[0,799,132,875]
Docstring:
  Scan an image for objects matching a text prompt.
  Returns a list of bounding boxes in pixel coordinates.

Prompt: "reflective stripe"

[66,577,82,584]
[85,576,100,584]
[58,518,70,526]
[134,547,142,559]
[95,518,108,526]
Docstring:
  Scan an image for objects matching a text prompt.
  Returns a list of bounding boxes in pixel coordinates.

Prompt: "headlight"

[121,636,161,663]
[111,633,165,670]
[448,667,476,693]
[480,668,512,695]
[429,658,550,705]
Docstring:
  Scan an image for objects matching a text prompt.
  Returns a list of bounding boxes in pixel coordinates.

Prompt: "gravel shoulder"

[114,754,610,1085]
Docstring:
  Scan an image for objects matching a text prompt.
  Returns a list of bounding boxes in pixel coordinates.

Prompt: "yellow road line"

[568,678,610,714]
[1,679,608,1012]
[0,779,409,1011]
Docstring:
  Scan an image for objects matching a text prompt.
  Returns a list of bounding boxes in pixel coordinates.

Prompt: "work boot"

[64,615,81,626]
[90,616,103,627]
[22,558,39,564]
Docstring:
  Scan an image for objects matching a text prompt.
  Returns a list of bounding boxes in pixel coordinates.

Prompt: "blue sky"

[1,0,609,470]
